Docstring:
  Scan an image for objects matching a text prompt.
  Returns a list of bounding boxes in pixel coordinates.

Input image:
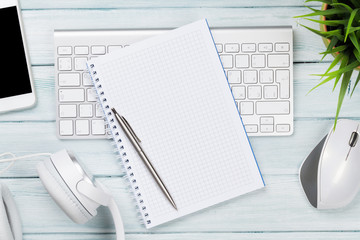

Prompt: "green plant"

[295,0,360,127]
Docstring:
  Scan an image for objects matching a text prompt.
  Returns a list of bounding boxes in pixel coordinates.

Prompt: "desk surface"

[1,1,360,239]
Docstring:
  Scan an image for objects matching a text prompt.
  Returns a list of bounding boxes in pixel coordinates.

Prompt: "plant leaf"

[324,53,343,75]
[334,69,353,129]
[305,0,332,4]
[294,8,348,18]
[345,9,359,41]
[322,60,359,78]
[349,32,360,54]
[303,18,348,26]
[299,24,344,41]
[334,54,349,90]
[307,75,336,94]
[320,45,348,55]
[347,26,360,35]
[321,36,338,60]
[351,71,360,96]
[350,0,360,8]
[354,48,360,62]
[331,3,353,12]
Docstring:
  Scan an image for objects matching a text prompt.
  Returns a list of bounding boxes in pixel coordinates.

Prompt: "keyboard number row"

[58,45,125,56]
[220,54,290,69]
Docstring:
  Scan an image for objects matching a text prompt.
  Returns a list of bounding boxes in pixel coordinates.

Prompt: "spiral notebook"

[87,19,264,228]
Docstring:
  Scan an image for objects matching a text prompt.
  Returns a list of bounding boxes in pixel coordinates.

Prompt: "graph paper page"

[88,19,264,228]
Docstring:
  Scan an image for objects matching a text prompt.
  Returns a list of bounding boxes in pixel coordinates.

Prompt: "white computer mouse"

[299,119,360,209]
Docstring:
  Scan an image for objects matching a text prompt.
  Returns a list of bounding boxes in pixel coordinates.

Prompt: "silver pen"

[111,108,177,210]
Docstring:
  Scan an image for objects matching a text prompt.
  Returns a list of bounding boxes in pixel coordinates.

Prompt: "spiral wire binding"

[89,63,151,226]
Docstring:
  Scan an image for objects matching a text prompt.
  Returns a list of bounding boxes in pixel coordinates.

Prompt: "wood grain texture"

[19,7,333,66]
[2,175,360,233]
[21,232,360,240]
[19,0,321,9]
[0,119,354,176]
[1,1,360,239]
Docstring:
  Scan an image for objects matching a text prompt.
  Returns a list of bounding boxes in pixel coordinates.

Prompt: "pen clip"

[120,116,141,143]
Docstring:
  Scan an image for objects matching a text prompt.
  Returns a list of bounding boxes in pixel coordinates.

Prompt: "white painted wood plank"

[18,0,321,9]
[22,232,360,240]
[20,7,330,66]
[0,119,344,177]
[1,63,359,122]
[3,175,360,233]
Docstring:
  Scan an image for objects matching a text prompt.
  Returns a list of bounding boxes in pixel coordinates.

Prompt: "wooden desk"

[1,0,360,239]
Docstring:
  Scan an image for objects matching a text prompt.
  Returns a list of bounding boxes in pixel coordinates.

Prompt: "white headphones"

[0,183,22,240]
[0,149,125,240]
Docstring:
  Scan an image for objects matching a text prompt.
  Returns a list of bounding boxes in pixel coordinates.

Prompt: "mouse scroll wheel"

[349,131,359,147]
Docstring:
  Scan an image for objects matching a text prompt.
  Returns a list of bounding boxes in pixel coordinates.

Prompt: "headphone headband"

[0,183,22,240]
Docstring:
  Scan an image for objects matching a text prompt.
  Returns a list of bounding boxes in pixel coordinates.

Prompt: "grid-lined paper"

[88,19,264,228]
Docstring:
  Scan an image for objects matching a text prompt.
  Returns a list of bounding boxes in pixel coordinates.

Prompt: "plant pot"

[319,3,360,70]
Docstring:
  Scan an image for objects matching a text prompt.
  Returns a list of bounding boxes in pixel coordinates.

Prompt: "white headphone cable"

[0,152,52,175]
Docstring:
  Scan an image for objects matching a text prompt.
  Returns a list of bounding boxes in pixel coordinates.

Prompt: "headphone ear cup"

[37,159,93,224]
[0,183,22,240]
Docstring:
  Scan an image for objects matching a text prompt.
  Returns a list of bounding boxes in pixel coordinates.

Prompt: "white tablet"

[0,0,36,113]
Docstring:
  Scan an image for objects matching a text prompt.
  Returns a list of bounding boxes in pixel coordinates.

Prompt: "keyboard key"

[268,54,290,68]
[242,43,256,52]
[58,58,72,71]
[108,45,123,53]
[87,88,98,102]
[220,55,233,68]
[260,117,274,125]
[259,70,273,83]
[260,125,274,133]
[74,46,89,55]
[76,120,90,135]
[59,120,73,136]
[59,73,80,86]
[215,44,223,53]
[235,54,249,68]
[275,43,290,52]
[258,43,272,52]
[256,101,290,115]
[252,54,266,68]
[91,45,106,55]
[245,124,258,133]
[264,85,278,99]
[74,57,88,71]
[59,105,77,118]
[276,124,291,132]
[83,72,93,86]
[240,101,254,115]
[243,70,257,84]
[95,103,103,117]
[92,119,106,135]
[227,70,241,83]
[58,46,72,55]
[225,43,239,53]
[276,70,290,99]
[79,104,93,118]
[59,89,85,102]
[232,86,246,100]
[248,85,262,99]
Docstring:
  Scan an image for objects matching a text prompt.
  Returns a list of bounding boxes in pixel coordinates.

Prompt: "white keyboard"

[55,27,293,139]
